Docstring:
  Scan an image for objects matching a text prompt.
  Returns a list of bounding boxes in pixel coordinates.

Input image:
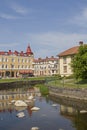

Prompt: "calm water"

[0,85,87,130]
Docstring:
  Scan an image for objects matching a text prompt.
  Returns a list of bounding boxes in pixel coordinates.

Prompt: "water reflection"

[0,85,87,130]
[50,96,87,130]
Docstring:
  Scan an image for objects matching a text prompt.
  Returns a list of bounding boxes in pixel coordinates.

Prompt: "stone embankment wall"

[48,86,87,101]
[0,80,45,88]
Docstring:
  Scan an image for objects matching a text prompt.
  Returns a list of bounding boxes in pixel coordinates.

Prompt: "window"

[63,66,67,73]
[11,64,14,68]
[22,59,24,63]
[18,58,20,62]
[2,57,4,62]
[5,65,8,68]
[52,70,54,73]
[5,58,8,62]
[2,64,4,68]
[63,57,67,64]
[12,58,15,62]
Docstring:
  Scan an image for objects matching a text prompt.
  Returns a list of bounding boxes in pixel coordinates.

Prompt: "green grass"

[35,84,49,95]
[0,76,87,88]
[46,78,87,88]
[0,78,19,83]
[0,76,46,83]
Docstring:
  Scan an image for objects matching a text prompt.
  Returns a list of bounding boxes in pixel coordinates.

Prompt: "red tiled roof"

[14,51,19,56]
[0,51,5,55]
[58,46,79,57]
[8,50,13,55]
[34,56,58,63]
[0,45,33,56]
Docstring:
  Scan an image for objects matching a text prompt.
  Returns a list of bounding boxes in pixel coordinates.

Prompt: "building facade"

[58,41,83,77]
[34,56,59,76]
[0,45,34,78]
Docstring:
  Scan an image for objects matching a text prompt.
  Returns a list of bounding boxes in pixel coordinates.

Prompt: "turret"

[26,44,33,55]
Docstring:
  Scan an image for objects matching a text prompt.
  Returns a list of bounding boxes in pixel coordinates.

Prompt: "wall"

[49,86,87,101]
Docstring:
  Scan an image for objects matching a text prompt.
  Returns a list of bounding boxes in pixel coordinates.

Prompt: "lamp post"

[10,64,12,78]
[63,75,65,87]
[1,55,3,78]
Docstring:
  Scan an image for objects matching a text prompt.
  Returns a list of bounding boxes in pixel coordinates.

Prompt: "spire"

[26,44,33,55]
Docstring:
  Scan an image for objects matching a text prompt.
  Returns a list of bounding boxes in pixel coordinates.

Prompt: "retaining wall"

[49,86,87,101]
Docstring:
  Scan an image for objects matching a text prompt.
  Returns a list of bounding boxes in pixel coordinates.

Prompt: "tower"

[26,44,33,55]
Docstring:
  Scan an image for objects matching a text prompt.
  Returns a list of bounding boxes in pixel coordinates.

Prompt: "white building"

[34,56,59,76]
[58,41,83,77]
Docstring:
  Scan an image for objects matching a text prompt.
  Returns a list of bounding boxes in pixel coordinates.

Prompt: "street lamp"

[63,75,65,87]
[1,55,3,78]
[10,64,12,77]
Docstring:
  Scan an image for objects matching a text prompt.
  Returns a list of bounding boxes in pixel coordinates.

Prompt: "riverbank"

[0,79,45,89]
[0,77,87,101]
[48,86,87,101]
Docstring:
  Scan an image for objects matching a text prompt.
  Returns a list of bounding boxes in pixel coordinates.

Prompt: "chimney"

[21,51,23,53]
[46,56,48,59]
[51,56,54,58]
[79,41,83,45]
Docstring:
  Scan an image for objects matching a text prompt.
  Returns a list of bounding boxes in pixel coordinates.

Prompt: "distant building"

[0,45,34,78]
[34,56,59,76]
[58,41,83,77]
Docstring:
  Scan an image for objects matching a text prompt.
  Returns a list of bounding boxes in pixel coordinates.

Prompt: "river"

[0,84,87,130]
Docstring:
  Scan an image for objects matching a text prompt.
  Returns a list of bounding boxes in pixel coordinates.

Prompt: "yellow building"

[0,45,34,78]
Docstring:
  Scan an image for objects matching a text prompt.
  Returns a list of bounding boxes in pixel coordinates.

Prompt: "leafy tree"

[71,44,87,79]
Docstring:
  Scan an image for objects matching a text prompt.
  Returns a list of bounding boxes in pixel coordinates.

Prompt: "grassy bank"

[47,78,87,88]
[35,84,49,95]
[0,77,45,83]
[0,76,87,88]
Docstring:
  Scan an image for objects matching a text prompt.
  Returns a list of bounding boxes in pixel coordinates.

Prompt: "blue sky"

[0,0,87,58]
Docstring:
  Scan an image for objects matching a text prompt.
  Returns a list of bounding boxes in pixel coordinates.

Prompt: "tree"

[71,44,87,79]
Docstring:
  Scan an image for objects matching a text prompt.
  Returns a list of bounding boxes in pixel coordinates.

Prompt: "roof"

[34,56,58,63]
[26,45,33,55]
[58,46,79,57]
[0,45,33,56]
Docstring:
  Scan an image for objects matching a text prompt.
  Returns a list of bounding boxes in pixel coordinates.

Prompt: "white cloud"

[0,13,18,20]
[10,3,34,15]
[11,3,29,15]
[29,32,87,46]
[28,32,87,58]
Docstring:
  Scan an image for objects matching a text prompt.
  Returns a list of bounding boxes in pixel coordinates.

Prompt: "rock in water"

[14,100,28,107]
[31,127,39,130]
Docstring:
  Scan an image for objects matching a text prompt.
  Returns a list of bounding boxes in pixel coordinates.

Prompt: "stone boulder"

[14,100,28,107]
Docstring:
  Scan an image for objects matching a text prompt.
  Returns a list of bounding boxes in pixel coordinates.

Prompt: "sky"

[0,0,87,58]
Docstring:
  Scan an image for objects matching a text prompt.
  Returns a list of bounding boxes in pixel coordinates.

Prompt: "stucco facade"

[58,42,82,77]
[0,45,34,78]
[34,56,59,76]
[59,56,73,77]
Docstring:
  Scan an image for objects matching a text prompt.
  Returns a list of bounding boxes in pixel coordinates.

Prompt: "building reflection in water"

[60,105,87,130]
[0,87,41,117]
[60,105,77,116]
[0,86,87,130]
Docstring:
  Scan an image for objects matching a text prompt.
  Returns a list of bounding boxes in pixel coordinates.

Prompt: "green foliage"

[71,44,87,79]
[35,84,49,95]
